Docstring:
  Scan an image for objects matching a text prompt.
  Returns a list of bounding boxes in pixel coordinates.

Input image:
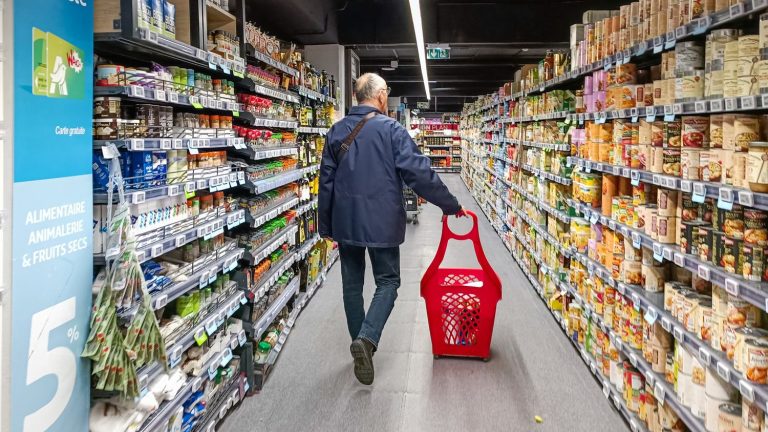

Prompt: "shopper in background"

[319,73,464,385]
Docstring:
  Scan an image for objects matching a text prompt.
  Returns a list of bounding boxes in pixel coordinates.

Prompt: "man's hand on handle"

[454,206,468,218]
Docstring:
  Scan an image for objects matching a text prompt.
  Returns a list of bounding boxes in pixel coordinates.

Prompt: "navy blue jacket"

[319,105,460,247]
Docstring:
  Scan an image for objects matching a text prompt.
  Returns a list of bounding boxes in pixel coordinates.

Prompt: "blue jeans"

[339,244,400,348]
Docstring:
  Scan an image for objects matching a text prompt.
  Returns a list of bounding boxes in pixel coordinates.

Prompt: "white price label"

[724,278,739,296]
[654,382,665,405]
[740,380,756,402]
[699,347,711,366]
[742,96,756,110]
[710,99,724,111]
[738,191,755,207]
[680,180,692,192]
[698,264,710,281]
[674,253,685,267]
[730,2,745,16]
[717,361,731,381]
[131,191,146,204]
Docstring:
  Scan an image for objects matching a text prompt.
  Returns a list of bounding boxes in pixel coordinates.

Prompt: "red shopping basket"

[420,210,502,361]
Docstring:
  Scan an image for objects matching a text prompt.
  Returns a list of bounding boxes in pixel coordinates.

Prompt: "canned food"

[622,260,643,285]
[657,215,677,244]
[681,116,710,148]
[727,295,762,328]
[713,232,743,274]
[651,121,665,147]
[683,294,702,334]
[665,119,682,148]
[710,114,724,148]
[93,97,121,119]
[676,72,706,101]
[735,114,761,152]
[699,300,713,343]
[676,41,705,71]
[742,244,768,282]
[715,204,745,239]
[733,152,748,189]
[734,327,768,373]
[642,264,666,293]
[747,141,768,193]
[663,148,681,176]
[712,312,727,353]
[664,281,683,312]
[742,398,765,432]
[657,189,678,217]
[744,209,768,246]
[93,119,118,140]
[682,221,705,254]
[718,403,742,432]
[745,338,768,384]
[696,225,714,262]
[681,148,703,180]
[679,193,700,222]
[95,64,125,86]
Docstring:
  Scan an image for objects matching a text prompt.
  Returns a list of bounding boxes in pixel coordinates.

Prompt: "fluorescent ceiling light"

[408,0,430,100]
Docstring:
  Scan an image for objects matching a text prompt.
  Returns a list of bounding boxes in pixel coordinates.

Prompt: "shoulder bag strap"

[334,112,376,163]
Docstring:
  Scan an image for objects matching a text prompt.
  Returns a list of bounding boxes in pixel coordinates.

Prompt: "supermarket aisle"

[220,174,628,432]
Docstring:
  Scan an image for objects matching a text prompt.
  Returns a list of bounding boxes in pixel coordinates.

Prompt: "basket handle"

[420,210,502,298]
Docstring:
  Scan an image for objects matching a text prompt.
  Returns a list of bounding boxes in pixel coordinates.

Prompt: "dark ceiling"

[249,0,623,112]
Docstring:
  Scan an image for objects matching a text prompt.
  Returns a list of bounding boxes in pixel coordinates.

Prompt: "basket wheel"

[433,355,440,359]
[482,357,491,362]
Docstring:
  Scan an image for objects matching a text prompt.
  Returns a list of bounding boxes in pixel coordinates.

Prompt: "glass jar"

[255,341,271,364]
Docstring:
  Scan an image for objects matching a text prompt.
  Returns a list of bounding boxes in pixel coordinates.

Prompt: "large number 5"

[23,298,77,432]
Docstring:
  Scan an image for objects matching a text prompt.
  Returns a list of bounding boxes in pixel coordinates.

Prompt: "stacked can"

[705,29,741,98]
[673,41,705,102]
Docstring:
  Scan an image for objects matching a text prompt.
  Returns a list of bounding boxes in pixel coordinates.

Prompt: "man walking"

[318,73,463,385]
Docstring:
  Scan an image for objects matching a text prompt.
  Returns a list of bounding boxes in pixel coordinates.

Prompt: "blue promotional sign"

[11,1,93,431]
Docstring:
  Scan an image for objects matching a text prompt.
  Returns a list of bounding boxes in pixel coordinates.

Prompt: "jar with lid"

[255,341,271,364]
[747,141,768,192]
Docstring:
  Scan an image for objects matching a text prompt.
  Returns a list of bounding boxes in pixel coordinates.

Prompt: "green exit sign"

[426,48,450,60]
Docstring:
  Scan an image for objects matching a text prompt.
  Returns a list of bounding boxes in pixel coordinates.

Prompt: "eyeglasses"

[380,87,392,95]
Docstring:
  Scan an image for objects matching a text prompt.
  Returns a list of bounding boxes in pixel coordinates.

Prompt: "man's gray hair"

[355,73,387,102]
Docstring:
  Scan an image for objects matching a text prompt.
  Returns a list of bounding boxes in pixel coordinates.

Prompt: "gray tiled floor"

[219,174,630,432]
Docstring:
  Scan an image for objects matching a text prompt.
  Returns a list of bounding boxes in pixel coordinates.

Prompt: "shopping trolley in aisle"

[403,186,421,224]
[420,210,502,361]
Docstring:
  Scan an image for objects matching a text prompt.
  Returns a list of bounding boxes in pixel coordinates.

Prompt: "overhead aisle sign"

[8,0,93,431]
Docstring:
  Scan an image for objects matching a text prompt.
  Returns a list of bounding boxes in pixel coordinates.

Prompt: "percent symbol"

[67,325,80,343]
